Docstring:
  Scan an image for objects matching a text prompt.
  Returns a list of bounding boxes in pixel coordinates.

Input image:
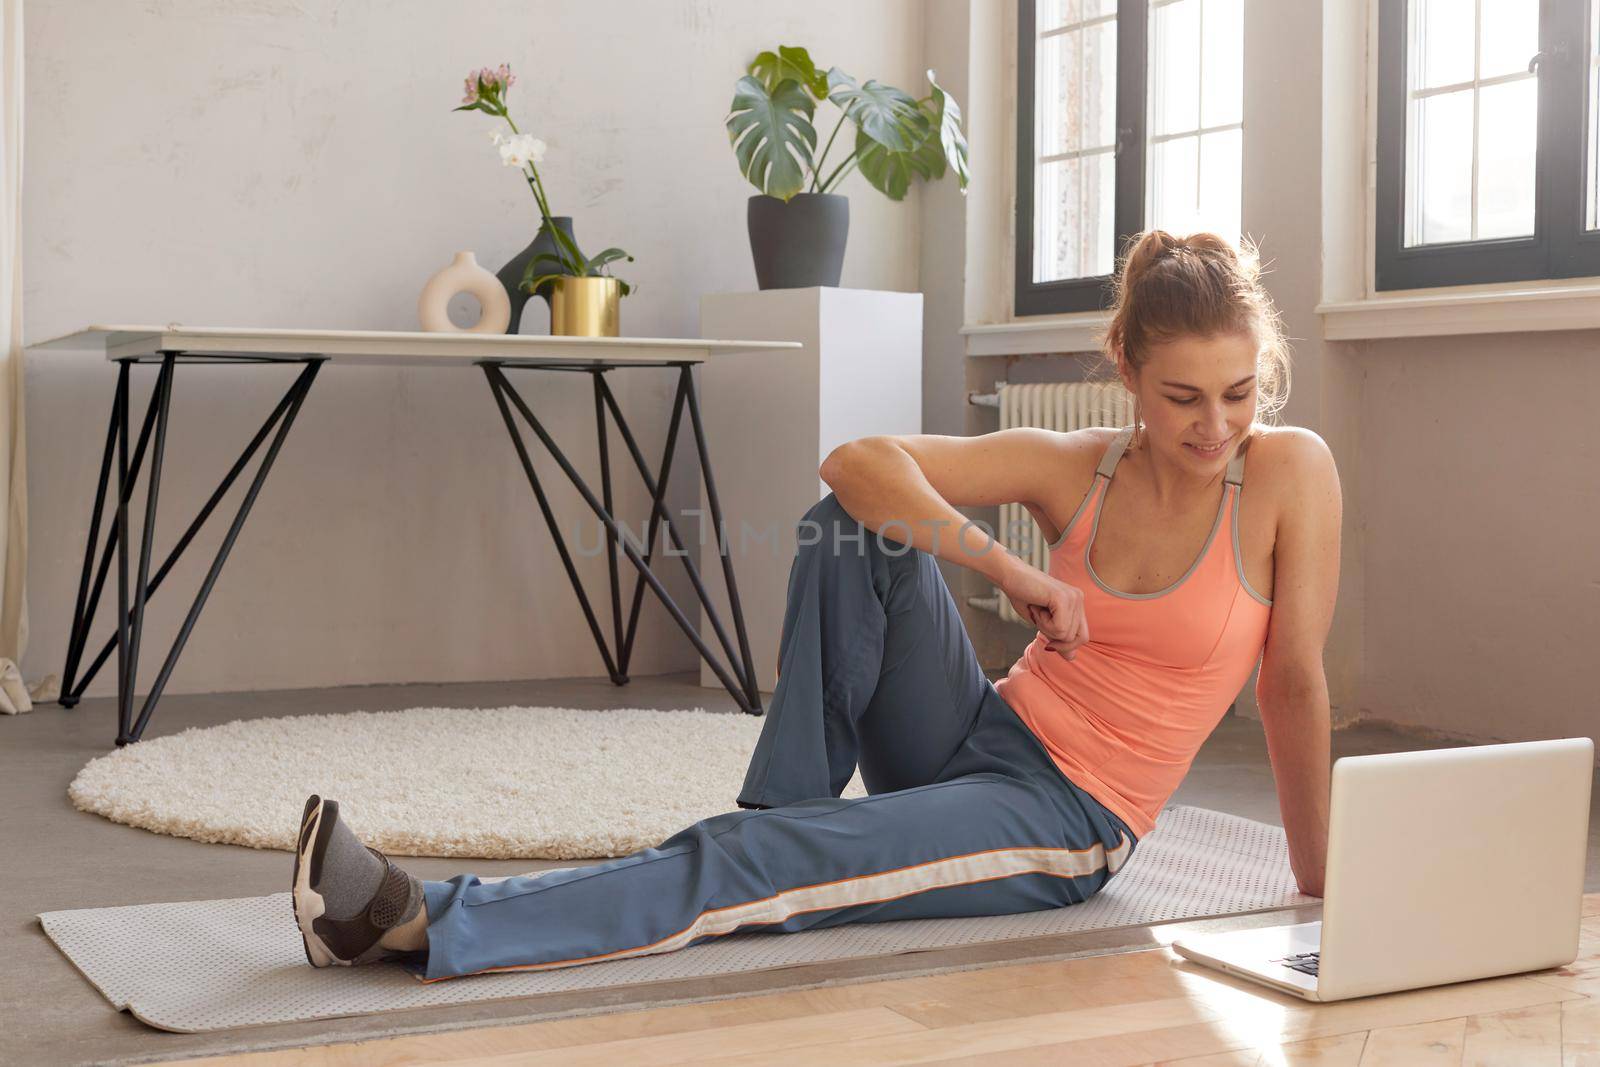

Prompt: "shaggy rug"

[68,705,867,860]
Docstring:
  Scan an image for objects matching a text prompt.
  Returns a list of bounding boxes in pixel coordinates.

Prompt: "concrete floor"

[3,672,1595,1065]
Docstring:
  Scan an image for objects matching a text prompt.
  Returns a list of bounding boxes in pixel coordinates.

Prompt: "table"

[27,325,801,745]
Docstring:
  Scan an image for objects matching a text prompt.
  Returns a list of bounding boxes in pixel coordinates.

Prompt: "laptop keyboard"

[1273,951,1319,976]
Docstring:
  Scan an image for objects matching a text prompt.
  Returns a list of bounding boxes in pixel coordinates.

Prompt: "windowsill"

[962,313,1112,357]
[1318,280,1600,340]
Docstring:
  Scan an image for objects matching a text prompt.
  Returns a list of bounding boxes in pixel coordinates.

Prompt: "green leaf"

[585,247,634,273]
[522,271,569,295]
[826,71,929,152]
[726,74,818,201]
[748,45,829,99]
[925,70,970,192]
[853,126,938,201]
[521,249,578,296]
[908,121,946,180]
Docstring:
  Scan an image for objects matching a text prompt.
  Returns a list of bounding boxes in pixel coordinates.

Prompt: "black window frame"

[1014,0,1149,316]
[1375,0,1600,289]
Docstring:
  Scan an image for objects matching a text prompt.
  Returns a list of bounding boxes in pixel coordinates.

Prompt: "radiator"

[968,380,1134,626]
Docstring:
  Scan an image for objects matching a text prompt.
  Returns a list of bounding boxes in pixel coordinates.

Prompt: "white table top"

[26,324,802,367]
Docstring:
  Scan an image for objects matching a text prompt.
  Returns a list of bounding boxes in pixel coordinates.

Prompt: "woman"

[290,229,1340,981]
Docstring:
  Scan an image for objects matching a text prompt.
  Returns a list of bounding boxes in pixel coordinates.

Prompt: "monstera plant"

[726,45,970,289]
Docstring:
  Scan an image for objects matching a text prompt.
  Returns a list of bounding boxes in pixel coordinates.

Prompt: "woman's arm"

[819,429,1071,589]
[821,430,1107,658]
[1255,428,1344,898]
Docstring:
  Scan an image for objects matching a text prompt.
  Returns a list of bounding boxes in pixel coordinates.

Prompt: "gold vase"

[549,276,621,337]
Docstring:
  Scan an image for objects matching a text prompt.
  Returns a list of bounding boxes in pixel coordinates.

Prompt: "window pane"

[1034,153,1117,282]
[1032,2,1117,283]
[1201,0,1244,128]
[1409,89,1474,244]
[1085,20,1116,149]
[1039,0,1115,33]
[1037,30,1081,158]
[1030,19,1107,156]
[1037,24,1116,158]
[1089,149,1115,276]
[1146,0,1243,239]
[1198,127,1243,240]
[1475,78,1537,238]
[1151,0,1200,136]
[1039,0,1071,31]
[1478,0,1539,80]
[1035,158,1084,281]
[1416,0,1475,88]
[1148,133,1198,232]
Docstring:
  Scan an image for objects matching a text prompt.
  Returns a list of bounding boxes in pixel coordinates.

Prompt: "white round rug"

[68,705,869,860]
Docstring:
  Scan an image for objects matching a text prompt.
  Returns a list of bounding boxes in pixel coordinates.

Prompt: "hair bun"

[1184,231,1263,280]
[1119,230,1184,290]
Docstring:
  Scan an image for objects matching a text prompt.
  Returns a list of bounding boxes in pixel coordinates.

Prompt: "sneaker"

[291,794,424,967]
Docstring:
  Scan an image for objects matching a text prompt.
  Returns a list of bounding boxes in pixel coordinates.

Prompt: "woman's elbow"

[820,438,877,488]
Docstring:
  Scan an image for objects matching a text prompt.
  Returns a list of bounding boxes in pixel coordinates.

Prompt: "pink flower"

[460,63,515,106]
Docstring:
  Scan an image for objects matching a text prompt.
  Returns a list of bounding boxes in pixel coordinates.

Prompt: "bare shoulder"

[1050,425,1123,487]
[1062,425,1124,467]
[1241,424,1341,513]
[1244,424,1337,476]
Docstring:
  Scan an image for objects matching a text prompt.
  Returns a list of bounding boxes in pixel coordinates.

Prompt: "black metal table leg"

[681,365,763,714]
[593,371,748,688]
[592,371,626,674]
[118,354,176,742]
[60,356,323,744]
[485,369,624,684]
[482,361,765,714]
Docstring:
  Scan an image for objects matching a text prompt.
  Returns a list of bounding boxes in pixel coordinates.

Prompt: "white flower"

[488,128,505,145]
[496,133,547,168]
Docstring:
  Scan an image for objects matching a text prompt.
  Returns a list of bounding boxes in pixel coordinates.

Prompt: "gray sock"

[318,807,388,922]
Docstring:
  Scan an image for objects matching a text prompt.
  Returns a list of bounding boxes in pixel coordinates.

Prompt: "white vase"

[418,251,512,333]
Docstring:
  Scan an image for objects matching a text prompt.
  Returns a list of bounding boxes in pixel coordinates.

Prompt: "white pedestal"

[697,287,924,696]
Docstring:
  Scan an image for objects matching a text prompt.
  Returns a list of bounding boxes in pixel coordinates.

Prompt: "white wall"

[21,0,927,697]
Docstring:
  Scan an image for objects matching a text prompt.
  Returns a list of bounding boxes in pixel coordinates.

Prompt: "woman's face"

[1121,331,1261,470]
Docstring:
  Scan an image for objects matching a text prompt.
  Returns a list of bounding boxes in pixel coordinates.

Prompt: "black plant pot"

[747,193,849,290]
[496,216,577,334]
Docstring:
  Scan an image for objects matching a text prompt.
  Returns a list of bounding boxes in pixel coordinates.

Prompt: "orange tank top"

[993,425,1274,840]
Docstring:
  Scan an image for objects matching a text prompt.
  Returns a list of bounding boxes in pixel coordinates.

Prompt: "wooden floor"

[161,895,1600,1066]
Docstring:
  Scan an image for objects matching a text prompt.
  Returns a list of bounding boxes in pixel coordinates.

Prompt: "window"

[1375,0,1600,289]
[1015,0,1246,316]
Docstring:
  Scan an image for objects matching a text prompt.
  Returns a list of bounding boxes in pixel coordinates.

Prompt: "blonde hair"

[1095,229,1291,450]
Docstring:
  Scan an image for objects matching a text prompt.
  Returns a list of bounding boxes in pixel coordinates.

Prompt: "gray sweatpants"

[415,492,1137,982]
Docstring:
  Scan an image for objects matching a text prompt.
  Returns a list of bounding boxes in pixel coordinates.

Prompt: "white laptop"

[1172,736,1593,1002]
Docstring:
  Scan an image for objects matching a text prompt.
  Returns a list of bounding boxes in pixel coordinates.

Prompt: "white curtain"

[0,0,34,713]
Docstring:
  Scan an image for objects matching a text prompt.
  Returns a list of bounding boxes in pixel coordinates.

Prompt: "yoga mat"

[38,806,1316,1033]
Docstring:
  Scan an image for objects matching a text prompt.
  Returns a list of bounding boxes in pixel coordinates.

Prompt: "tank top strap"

[1095,425,1137,479]
[1224,437,1248,486]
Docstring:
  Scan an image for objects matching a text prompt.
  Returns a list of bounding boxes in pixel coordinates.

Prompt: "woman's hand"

[1002,564,1090,660]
